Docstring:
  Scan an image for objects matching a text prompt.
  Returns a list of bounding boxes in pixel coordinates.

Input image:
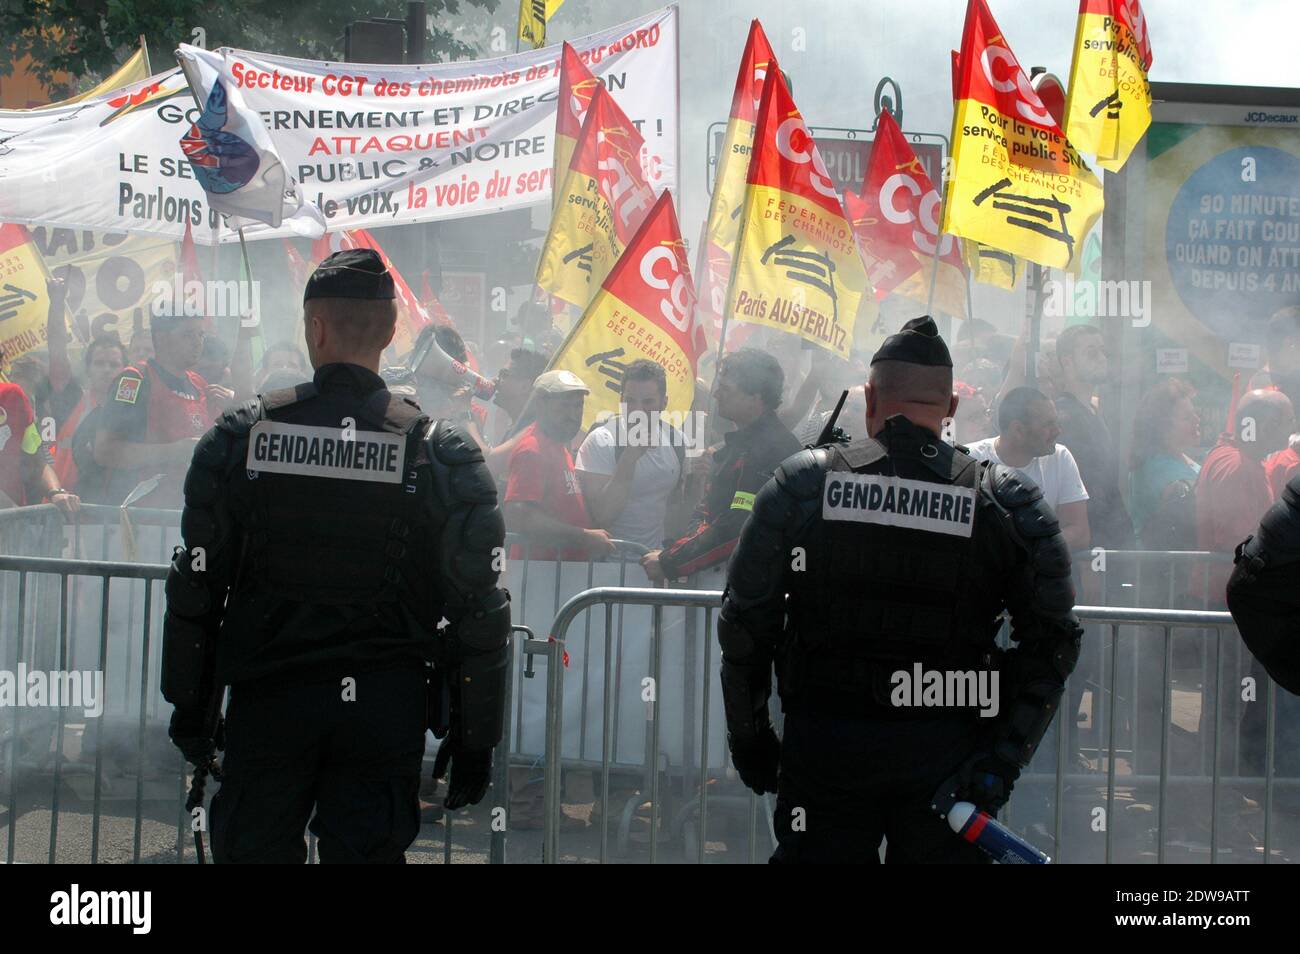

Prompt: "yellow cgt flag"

[0,225,53,375]
[1064,0,1154,173]
[725,65,866,358]
[697,20,777,326]
[548,191,706,432]
[963,241,1020,289]
[536,84,656,311]
[944,0,1104,272]
[23,39,150,111]
[552,42,601,209]
[518,0,566,49]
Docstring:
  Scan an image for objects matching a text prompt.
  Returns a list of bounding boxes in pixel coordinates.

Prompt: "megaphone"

[407,325,496,401]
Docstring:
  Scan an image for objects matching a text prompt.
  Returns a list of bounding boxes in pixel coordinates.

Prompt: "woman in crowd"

[1129,377,1202,550]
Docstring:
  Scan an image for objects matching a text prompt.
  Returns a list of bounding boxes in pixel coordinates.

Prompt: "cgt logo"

[979,40,1053,126]
[879,171,952,257]
[639,241,696,334]
[775,116,838,201]
[50,884,151,934]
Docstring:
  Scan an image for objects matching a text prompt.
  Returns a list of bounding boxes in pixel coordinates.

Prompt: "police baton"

[186,684,226,864]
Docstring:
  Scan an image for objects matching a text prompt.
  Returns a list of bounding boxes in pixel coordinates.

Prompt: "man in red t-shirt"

[1266,442,1300,500]
[1197,391,1295,581]
[1198,389,1296,772]
[503,370,614,562]
[0,364,79,515]
[94,313,211,507]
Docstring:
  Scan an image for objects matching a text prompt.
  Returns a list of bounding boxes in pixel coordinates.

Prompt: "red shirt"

[52,391,94,489]
[504,422,590,561]
[1265,446,1300,500]
[1196,436,1274,602]
[101,360,210,506]
[0,383,37,506]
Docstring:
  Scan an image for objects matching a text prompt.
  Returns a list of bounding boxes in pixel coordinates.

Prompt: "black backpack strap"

[834,437,888,471]
[261,382,317,415]
[375,393,429,436]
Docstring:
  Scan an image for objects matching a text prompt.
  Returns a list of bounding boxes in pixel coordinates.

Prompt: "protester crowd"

[10,284,1300,598]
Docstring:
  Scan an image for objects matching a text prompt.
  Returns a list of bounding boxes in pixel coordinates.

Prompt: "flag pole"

[925,168,951,316]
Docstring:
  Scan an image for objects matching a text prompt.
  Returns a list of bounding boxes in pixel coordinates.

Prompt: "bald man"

[718,316,1082,863]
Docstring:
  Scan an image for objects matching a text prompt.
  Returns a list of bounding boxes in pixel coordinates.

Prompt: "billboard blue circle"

[1165,145,1300,342]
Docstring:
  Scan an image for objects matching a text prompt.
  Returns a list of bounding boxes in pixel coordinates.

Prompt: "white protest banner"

[0,68,216,238]
[0,6,678,243]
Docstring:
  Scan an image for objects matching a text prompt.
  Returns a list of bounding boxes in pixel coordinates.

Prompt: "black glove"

[169,707,223,767]
[728,723,780,795]
[955,751,1020,814]
[433,738,492,810]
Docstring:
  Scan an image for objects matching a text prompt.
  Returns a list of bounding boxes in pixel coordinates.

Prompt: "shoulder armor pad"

[428,420,486,467]
[985,462,1045,511]
[427,421,495,507]
[215,398,262,437]
[1284,472,1300,511]
[773,447,832,501]
[189,399,260,473]
[983,463,1061,540]
[1257,494,1300,561]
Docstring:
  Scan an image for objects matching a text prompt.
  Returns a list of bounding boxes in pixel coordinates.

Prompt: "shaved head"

[865,360,958,438]
[303,297,397,370]
[869,360,954,407]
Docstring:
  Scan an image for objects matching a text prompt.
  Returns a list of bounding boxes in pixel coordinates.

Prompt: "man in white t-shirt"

[576,360,685,550]
[965,386,1091,552]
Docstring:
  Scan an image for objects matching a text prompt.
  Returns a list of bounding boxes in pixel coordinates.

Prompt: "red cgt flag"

[553,42,602,208]
[311,228,430,359]
[846,108,968,315]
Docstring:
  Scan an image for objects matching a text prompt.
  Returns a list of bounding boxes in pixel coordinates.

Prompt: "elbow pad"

[994,625,1081,766]
[161,549,215,710]
[718,614,775,743]
[448,586,511,751]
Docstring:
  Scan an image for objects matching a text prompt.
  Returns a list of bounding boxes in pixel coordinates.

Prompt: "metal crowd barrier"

[544,587,1298,864]
[5,503,1291,864]
[0,551,566,865]
[0,505,644,864]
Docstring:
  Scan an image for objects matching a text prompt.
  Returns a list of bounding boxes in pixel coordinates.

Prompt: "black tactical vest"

[236,381,441,635]
[782,419,1006,710]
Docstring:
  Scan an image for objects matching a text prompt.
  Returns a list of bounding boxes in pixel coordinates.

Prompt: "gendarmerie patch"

[248,421,405,484]
[823,473,975,537]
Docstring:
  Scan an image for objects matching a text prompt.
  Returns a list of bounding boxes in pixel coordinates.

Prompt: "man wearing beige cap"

[503,369,615,561]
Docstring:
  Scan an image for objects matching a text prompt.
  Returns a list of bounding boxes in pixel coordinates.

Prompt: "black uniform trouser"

[210,666,427,864]
[771,710,988,864]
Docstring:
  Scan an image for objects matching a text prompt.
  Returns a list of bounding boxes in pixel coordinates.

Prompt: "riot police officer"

[718,316,1082,863]
[162,249,510,863]
[1227,472,1300,694]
